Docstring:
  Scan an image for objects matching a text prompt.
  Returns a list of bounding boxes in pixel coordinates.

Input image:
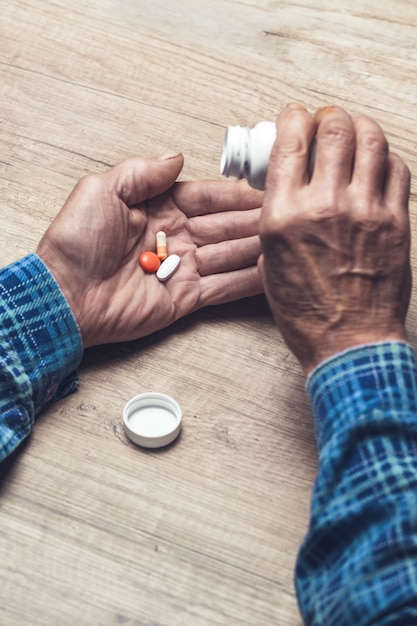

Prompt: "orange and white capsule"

[156,231,168,261]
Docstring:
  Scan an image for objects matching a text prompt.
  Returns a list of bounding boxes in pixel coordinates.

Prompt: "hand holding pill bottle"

[257,103,411,374]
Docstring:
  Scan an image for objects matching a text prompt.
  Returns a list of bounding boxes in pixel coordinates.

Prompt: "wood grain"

[1,1,417,624]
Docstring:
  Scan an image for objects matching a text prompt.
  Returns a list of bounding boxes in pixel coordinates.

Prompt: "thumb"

[108,153,184,206]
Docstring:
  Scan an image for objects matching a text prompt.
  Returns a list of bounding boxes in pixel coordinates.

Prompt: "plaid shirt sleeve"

[296,342,417,625]
[0,254,83,462]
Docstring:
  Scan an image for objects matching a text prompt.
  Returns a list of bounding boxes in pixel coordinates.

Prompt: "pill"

[156,254,181,282]
[139,251,161,273]
[156,231,168,261]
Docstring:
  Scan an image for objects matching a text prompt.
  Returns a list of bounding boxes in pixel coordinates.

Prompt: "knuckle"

[260,201,293,242]
[77,172,103,193]
[259,210,283,239]
[390,153,411,182]
[118,173,134,202]
[351,206,408,241]
[352,211,381,233]
[319,122,355,150]
[359,130,388,154]
[276,135,307,156]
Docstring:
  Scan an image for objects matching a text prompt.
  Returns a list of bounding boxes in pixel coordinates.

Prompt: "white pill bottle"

[220,121,276,190]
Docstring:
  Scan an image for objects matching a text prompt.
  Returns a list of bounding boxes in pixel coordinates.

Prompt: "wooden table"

[1,1,417,624]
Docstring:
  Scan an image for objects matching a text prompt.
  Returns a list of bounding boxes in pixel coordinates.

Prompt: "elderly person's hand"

[258,104,411,374]
[37,153,263,348]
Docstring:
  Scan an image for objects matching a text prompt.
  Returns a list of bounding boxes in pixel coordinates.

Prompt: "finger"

[172,179,263,218]
[351,113,389,196]
[188,207,261,246]
[384,152,411,215]
[265,103,316,194]
[311,106,355,188]
[196,235,261,276]
[104,154,184,206]
[198,266,263,307]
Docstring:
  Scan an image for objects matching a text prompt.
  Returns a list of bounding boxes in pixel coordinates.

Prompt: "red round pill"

[139,251,161,273]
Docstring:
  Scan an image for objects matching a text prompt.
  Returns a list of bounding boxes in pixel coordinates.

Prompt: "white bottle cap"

[123,392,182,448]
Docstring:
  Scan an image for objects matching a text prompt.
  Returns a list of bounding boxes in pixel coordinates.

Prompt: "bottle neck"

[220,125,251,179]
[220,122,276,189]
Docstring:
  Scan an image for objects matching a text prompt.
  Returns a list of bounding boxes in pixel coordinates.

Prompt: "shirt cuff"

[0,253,83,417]
[306,342,417,452]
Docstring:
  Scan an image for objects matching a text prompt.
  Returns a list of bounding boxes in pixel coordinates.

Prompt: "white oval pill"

[156,254,181,282]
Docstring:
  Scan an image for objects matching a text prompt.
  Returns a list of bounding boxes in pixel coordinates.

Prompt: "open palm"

[37,155,263,347]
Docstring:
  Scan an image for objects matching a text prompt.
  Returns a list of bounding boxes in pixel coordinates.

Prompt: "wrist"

[36,248,91,346]
[301,327,408,376]
[306,340,417,452]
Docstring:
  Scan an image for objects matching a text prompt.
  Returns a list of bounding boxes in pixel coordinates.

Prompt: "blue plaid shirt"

[1,256,417,623]
[297,342,417,624]
[0,254,82,460]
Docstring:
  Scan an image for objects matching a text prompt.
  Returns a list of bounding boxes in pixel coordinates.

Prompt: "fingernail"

[314,106,341,123]
[158,150,183,161]
[284,102,308,113]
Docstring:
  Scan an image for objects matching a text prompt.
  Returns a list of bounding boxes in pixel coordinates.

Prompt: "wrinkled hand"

[37,153,263,348]
[258,104,411,374]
